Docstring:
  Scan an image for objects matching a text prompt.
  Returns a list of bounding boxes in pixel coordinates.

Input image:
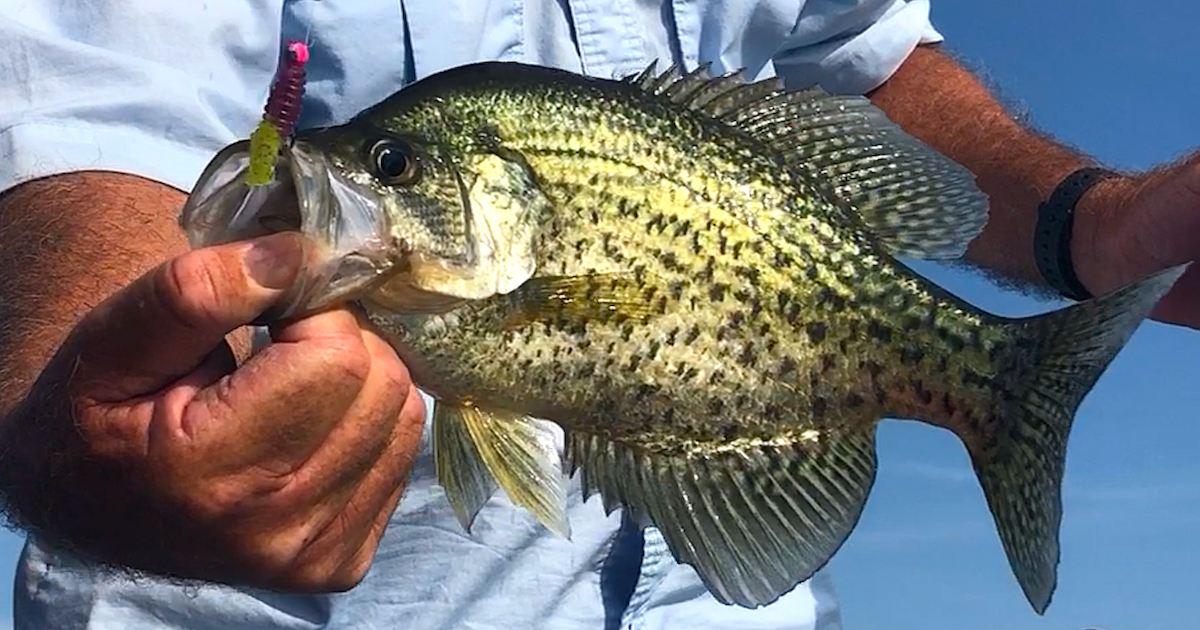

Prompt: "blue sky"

[0,1,1197,628]
[832,2,1200,629]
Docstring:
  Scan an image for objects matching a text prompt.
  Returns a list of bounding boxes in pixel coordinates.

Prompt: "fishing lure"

[245,40,310,186]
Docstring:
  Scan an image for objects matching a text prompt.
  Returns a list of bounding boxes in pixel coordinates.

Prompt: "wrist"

[1069,173,1141,297]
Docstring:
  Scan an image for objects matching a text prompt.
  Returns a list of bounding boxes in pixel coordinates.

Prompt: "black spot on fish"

[785,301,802,325]
[673,220,692,238]
[821,355,836,373]
[774,250,793,267]
[715,325,729,342]
[738,342,756,367]
[734,265,760,284]
[867,321,893,343]
[865,361,883,379]
[742,297,760,319]
[942,392,956,416]
[732,288,752,303]
[729,311,745,328]
[720,424,739,441]
[779,356,798,377]
[700,257,716,281]
[730,241,744,260]
[709,283,728,302]
[708,398,725,415]
[620,323,635,342]
[628,355,642,371]
[899,346,925,366]
[805,322,827,343]
[811,397,828,419]
[816,287,846,311]
[777,290,793,313]
[660,251,682,271]
[684,325,701,344]
[668,281,685,300]
[646,213,667,235]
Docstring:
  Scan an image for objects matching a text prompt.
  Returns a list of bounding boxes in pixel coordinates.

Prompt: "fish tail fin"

[971,263,1187,614]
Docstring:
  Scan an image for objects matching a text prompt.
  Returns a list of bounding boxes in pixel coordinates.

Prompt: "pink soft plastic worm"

[264,40,310,137]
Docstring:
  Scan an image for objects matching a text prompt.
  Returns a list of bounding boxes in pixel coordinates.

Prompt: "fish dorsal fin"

[434,402,571,538]
[622,62,989,260]
[566,426,879,608]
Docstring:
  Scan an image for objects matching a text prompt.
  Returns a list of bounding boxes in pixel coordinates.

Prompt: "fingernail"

[244,233,303,290]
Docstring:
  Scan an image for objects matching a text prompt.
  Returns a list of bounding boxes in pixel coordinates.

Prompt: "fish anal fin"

[567,427,879,608]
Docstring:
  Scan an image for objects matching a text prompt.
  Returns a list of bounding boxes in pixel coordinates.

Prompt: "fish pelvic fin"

[973,263,1188,614]
[567,427,879,609]
[433,403,499,532]
[433,402,571,538]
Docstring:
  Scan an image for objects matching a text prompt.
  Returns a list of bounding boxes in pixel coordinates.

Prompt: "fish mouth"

[179,137,401,320]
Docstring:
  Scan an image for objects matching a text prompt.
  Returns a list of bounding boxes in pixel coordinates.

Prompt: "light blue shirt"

[0,1,941,628]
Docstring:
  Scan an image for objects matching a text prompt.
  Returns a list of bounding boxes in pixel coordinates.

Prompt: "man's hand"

[0,230,425,592]
[1074,164,1200,329]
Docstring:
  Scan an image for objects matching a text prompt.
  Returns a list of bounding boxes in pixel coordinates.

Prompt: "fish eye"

[369,139,421,186]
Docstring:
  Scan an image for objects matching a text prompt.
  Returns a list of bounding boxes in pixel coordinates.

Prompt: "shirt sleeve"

[772,0,942,95]
[0,1,287,198]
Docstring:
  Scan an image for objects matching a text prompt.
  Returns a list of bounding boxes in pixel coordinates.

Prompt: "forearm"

[0,172,191,416]
[866,45,1134,295]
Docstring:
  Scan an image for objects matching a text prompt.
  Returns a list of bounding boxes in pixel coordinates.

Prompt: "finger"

[281,328,414,510]
[156,307,372,476]
[329,482,408,591]
[71,232,310,402]
[287,385,425,591]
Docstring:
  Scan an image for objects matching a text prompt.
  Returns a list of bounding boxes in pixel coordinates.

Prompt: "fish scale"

[179,60,1190,616]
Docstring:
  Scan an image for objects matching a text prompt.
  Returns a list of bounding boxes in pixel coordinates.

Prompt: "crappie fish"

[179,61,1186,614]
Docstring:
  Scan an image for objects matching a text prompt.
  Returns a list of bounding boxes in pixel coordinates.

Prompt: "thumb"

[68,232,308,401]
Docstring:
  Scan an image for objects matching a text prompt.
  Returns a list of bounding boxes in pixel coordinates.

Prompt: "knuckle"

[232,525,310,580]
[157,252,237,331]
[315,336,374,386]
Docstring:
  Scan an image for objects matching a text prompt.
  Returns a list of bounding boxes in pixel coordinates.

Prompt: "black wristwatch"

[1033,166,1119,301]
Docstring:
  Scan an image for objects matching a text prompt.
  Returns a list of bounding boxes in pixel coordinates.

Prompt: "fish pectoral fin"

[433,403,499,532]
[502,273,661,330]
[567,428,879,608]
[436,402,571,538]
[624,63,989,260]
